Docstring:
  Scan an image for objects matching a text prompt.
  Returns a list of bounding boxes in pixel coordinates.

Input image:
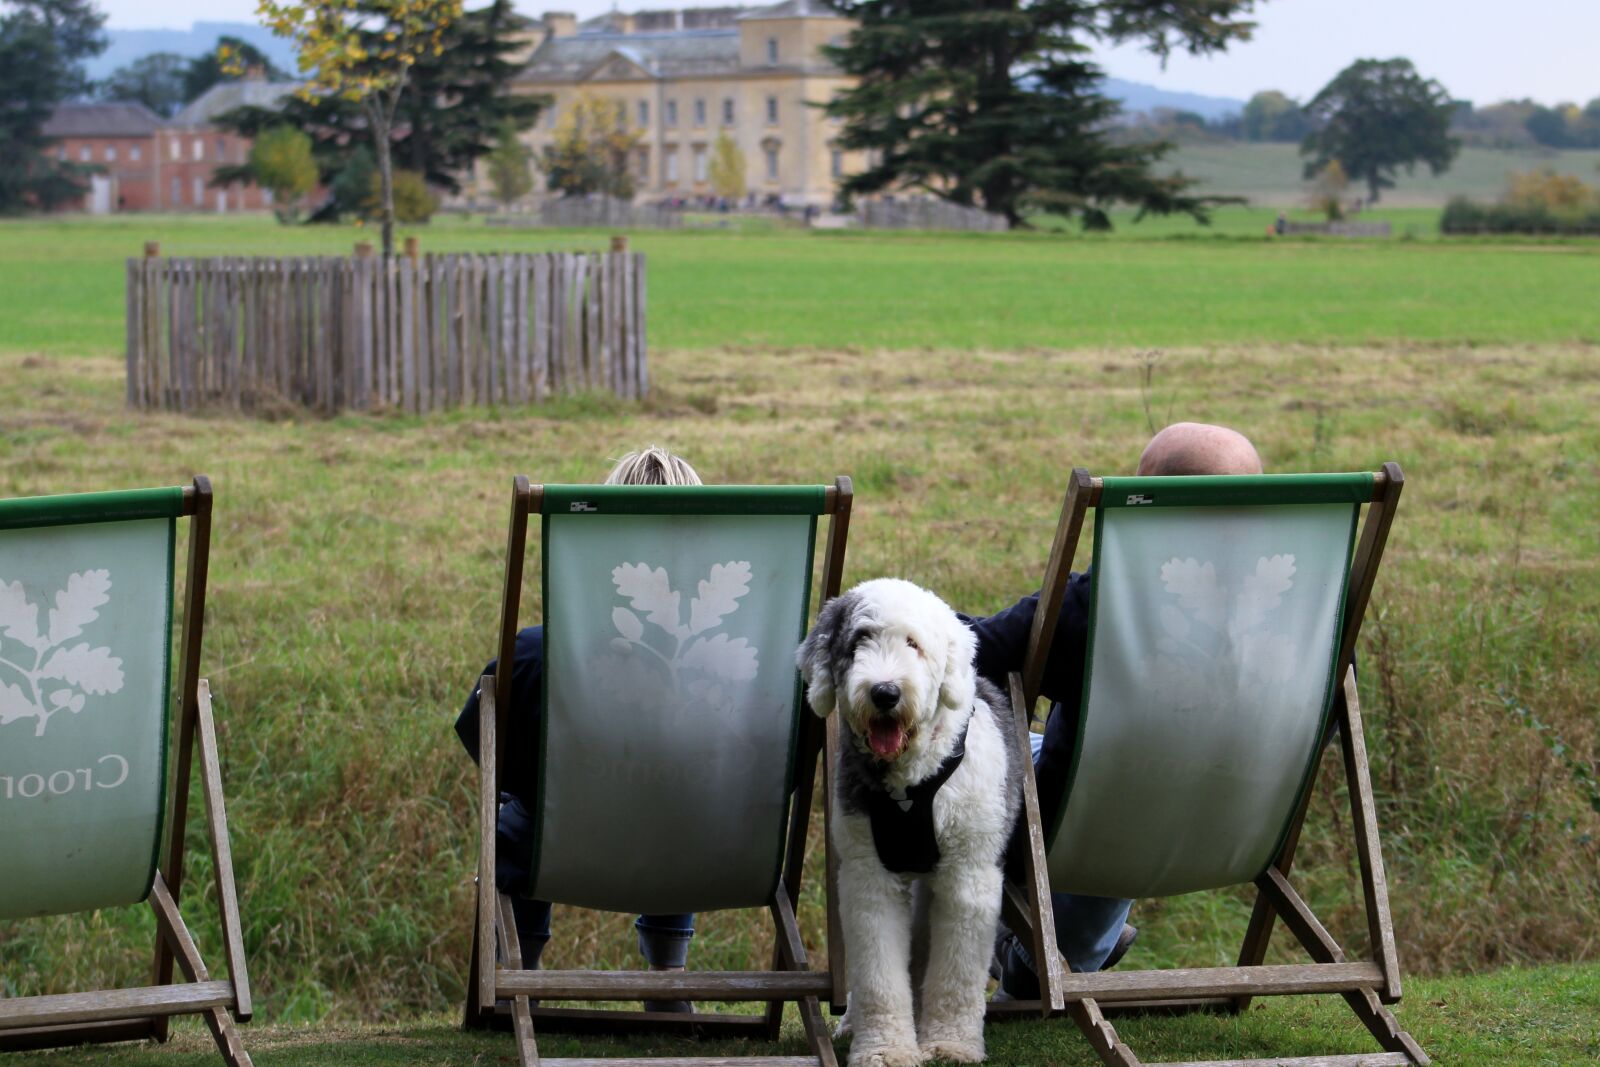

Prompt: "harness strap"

[865,722,969,874]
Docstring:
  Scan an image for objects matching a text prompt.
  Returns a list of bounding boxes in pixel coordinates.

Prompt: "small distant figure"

[1274,212,1287,236]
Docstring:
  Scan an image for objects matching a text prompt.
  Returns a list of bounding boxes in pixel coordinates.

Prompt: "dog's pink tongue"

[868,719,905,759]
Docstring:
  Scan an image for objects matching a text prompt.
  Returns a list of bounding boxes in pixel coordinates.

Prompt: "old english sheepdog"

[797,578,1020,1067]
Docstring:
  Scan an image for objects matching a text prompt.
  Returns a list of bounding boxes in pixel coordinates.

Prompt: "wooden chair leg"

[498,893,540,1066]
[1008,672,1064,1014]
[464,898,490,1030]
[773,889,839,1067]
[148,875,252,1067]
[1068,997,1140,1067]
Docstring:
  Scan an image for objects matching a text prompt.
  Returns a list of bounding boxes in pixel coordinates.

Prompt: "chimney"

[545,11,577,37]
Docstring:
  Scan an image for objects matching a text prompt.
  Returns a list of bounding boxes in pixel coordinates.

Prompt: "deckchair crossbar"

[1158,1056,1412,1067]
[498,970,833,1000]
[543,1058,821,1067]
[0,981,236,1026]
[1053,962,1383,1002]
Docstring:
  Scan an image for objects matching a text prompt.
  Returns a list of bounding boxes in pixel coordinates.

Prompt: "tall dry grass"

[1,340,1595,1020]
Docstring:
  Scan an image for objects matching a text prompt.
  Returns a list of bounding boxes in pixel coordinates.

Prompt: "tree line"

[17,0,1582,231]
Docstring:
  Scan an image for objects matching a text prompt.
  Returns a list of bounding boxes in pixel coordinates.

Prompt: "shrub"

[249,126,318,224]
[364,170,437,224]
[1440,171,1600,236]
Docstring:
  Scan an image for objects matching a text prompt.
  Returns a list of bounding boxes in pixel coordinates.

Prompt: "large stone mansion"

[473,1,864,209]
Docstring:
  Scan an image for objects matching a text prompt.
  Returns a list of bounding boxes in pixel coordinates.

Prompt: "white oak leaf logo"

[604,560,761,718]
[0,680,34,725]
[39,643,125,695]
[0,579,46,652]
[612,563,686,638]
[688,562,752,635]
[48,569,112,646]
[1160,558,1226,628]
[0,569,127,737]
[682,633,759,682]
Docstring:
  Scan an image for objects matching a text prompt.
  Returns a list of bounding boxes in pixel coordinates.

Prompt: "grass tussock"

[0,340,1597,1024]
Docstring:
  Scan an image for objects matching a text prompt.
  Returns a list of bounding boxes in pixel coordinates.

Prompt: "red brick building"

[40,102,164,213]
[41,79,300,214]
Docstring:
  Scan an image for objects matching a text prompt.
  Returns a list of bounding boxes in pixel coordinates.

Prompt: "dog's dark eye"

[906,635,921,653]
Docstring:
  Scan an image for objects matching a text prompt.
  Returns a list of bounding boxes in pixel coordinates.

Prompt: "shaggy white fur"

[797,579,1019,1067]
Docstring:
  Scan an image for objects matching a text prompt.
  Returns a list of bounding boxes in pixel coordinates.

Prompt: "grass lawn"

[1162,142,1600,208]
[11,965,1600,1065]
[3,212,1598,357]
[1,216,1598,1058]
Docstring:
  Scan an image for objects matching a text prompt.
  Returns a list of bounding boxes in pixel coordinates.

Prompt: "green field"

[2,214,1598,1065]
[14,966,1600,1065]
[3,213,1599,360]
[1164,141,1600,208]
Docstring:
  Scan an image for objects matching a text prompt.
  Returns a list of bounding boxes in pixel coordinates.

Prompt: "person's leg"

[507,897,552,969]
[495,795,550,968]
[996,734,1135,995]
[636,914,696,1013]
[635,913,695,969]
[1050,893,1133,973]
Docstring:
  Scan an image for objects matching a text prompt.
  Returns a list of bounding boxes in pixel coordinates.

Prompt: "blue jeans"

[497,795,695,968]
[1028,732,1133,973]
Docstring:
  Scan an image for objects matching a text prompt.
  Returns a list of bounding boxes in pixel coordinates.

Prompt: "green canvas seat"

[0,480,251,1067]
[464,477,853,1067]
[996,466,1428,1067]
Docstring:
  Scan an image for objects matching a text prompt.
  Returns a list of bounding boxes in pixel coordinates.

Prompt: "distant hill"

[95,25,1245,123]
[89,22,299,79]
[1101,77,1245,121]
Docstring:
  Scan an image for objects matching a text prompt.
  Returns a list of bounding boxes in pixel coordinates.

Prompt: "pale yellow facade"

[469,4,866,209]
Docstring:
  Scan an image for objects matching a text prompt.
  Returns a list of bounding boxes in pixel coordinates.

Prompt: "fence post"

[610,235,629,254]
[405,236,419,261]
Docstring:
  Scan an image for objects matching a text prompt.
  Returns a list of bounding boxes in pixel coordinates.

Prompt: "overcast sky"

[95,0,1600,108]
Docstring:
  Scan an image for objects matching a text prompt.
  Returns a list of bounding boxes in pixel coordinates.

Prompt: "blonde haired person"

[454,448,702,1011]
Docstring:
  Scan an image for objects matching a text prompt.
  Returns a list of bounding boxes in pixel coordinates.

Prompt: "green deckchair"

[464,477,853,1067]
[0,479,251,1065]
[996,465,1427,1067]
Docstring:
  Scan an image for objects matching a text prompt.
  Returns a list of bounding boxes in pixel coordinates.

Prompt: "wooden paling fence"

[483,197,682,230]
[859,199,1009,232]
[125,251,648,414]
[1279,220,1392,237]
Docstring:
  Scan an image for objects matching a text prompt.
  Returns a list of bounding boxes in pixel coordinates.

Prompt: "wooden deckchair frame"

[0,477,253,1066]
[992,463,1429,1067]
[464,475,854,1067]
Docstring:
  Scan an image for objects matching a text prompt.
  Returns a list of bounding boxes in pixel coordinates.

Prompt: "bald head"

[1137,422,1263,477]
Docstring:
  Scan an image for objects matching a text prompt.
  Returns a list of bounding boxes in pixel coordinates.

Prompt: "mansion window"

[192,139,204,161]
[766,95,778,124]
[169,138,180,160]
[666,99,678,126]
[636,146,649,179]
[79,146,90,161]
[766,37,778,64]
[105,145,117,162]
[693,145,708,184]
[831,149,842,178]
[665,148,679,183]
[638,100,649,126]
[765,145,779,181]
[170,176,181,205]
[130,145,142,162]
[722,98,735,125]
[694,98,706,126]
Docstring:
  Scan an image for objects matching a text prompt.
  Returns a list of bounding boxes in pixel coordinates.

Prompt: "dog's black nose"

[869,682,901,711]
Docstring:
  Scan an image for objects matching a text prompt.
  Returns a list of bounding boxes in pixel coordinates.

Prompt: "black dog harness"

[866,723,968,874]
